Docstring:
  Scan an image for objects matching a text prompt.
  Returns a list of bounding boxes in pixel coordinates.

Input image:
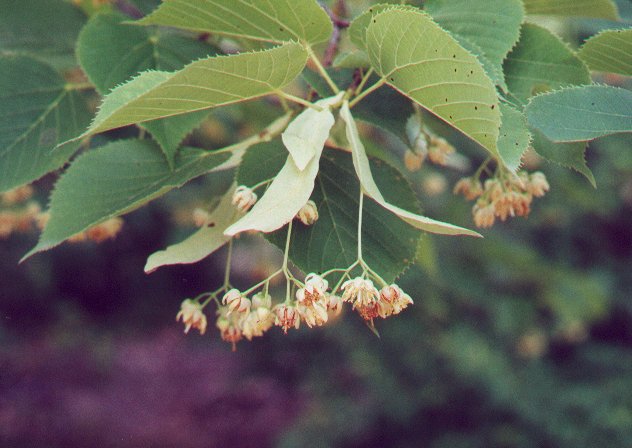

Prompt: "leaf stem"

[278,91,323,110]
[223,238,234,289]
[354,68,375,96]
[357,191,364,261]
[306,45,340,94]
[349,78,386,108]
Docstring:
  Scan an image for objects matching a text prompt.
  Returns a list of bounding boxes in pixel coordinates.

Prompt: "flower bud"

[251,292,272,310]
[232,186,257,213]
[404,149,425,172]
[297,200,318,225]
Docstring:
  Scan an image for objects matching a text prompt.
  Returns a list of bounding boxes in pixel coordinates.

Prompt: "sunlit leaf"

[341,102,481,238]
[137,0,333,45]
[81,43,308,138]
[0,55,92,192]
[365,9,501,157]
[347,4,418,51]
[578,29,632,76]
[523,0,619,20]
[426,0,524,89]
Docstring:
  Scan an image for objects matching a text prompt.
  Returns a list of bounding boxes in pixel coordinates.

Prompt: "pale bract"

[282,93,342,171]
[144,185,239,273]
[225,141,324,236]
[340,102,481,238]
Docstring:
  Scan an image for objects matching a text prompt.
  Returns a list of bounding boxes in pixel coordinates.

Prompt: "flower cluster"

[404,115,456,172]
[341,279,413,322]
[0,186,41,239]
[175,271,414,350]
[454,171,550,228]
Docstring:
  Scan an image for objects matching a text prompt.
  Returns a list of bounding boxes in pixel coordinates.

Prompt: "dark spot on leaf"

[390,77,395,82]
[474,106,478,110]
[452,54,456,58]
[207,222,216,228]
[279,27,284,32]
[454,68,457,72]
[445,98,448,102]
[491,105,495,110]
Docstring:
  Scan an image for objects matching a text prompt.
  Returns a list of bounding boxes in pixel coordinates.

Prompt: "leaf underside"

[365,9,501,158]
[137,0,333,45]
[522,0,619,20]
[27,139,230,257]
[83,43,308,137]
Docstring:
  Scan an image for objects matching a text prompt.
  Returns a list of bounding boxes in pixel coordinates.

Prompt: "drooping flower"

[222,289,251,315]
[341,277,380,321]
[232,186,257,213]
[378,284,414,318]
[297,200,319,225]
[176,299,208,335]
[274,303,300,333]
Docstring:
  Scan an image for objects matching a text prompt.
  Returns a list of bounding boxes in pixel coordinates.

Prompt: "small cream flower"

[378,284,414,318]
[527,172,550,197]
[251,292,272,310]
[326,294,344,316]
[274,304,300,333]
[216,315,242,351]
[341,277,379,308]
[297,301,329,328]
[232,186,257,213]
[297,200,319,225]
[176,299,208,335]
[222,289,251,315]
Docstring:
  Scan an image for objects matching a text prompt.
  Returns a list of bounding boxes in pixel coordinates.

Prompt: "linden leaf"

[365,9,501,158]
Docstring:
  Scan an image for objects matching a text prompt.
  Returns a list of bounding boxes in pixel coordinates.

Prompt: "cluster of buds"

[0,186,41,239]
[0,203,41,239]
[232,186,257,213]
[65,217,124,243]
[454,171,550,228]
[1,185,34,206]
[341,278,413,322]
[296,200,319,226]
[217,289,275,349]
[404,115,456,171]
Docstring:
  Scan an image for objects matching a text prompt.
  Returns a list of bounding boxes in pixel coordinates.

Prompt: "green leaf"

[425,0,524,90]
[0,0,86,70]
[523,0,619,20]
[332,50,371,70]
[498,103,531,171]
[144,185,239,273]
[81,43,308,137]
[504,24,592,104]
[77,12,220,166]
[225,136,324,236]
[531,130,595,187]
[365,9,501,158]
[27,139,230,257]
[241,143,421,283]
[0,55,92,193]
[137,0,333,45]
[77,13,218,94]
[341,102,481,238]
[282,94,341,171]
[578,29,632,76]
[348,4,418,51]
[526,85,632,142]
